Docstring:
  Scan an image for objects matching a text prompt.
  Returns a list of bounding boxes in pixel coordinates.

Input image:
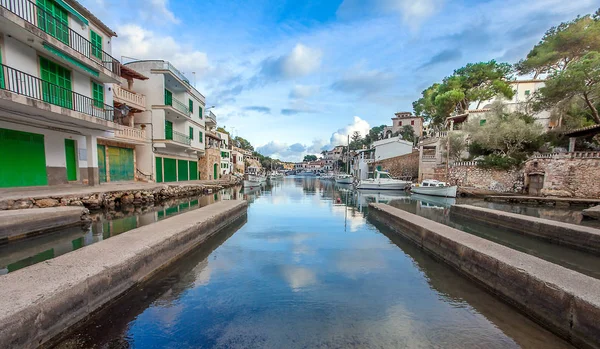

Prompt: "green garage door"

[178,159,188,181]
[164,158,177,182]
[0,128,47,187]
[189,161,198,180]
[107,147,134,181]
[97,145,106,183]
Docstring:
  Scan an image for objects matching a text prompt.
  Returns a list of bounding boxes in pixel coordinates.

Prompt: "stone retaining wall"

[523,156,600,198]
[373,151,419,179]
[0,182,239,211]
[447,164,522,193]
[0,200,248,348]
[368,203,600,349]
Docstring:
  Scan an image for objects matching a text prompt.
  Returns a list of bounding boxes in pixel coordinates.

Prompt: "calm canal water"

[55,178,572,348]
[0,188,239,274]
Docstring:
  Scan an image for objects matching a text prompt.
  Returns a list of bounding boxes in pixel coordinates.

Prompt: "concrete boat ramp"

[369,203,600,349]
[0,207,90,243]
[0,200,248,348]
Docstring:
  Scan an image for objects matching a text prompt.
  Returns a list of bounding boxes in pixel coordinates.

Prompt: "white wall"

[4,36,38,76]
[373,137,413,161]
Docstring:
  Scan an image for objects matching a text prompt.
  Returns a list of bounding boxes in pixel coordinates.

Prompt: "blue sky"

[83,0,598,161]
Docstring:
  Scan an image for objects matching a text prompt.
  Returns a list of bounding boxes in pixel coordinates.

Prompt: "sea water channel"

[49,177,594,348]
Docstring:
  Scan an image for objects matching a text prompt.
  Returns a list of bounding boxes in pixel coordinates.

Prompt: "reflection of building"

[124,60,206,182]
[0,0,121,187]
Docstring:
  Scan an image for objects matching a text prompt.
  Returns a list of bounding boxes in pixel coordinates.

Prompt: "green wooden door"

[164,158,177,182]
[165,120,173,140]
[64,139,77,181]
[108,147,134,181]
[40,57,72,108]
[189,161,198,180]
[0,128,47,187]
[37,0,69,44]
[213,163,218,180]
[178,160,188,181]
[97,145,106,183]
[155,157,163,183]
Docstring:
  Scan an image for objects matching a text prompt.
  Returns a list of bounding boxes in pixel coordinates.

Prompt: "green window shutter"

[164,89,172,106]
[165,120,173,140]
[189,99,193,113]
[189,126,193,140]
[199,131,203,143]
[479,119,486,126]
[40,56,72,109]
[0,45,4,90]
[92,81,104,108]
[37,0,69,45]
[90,30,102,59]
[199,106,203,118]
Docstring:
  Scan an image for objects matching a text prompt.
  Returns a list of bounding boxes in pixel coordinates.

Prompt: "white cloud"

[329,116,371,146]
[330,69,396,96]
[282,44,322,78]
[149,0,180,24]
[115,25,210,77]
[290,85,320,99]
[385,0,445,31]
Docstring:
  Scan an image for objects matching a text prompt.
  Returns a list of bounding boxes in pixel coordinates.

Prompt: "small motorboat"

[335,174,354,184]
[355,170,410,190]
[410,179,457,198]
[243,174,262,188]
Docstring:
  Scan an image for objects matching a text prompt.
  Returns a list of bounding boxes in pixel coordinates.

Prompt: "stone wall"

[523,152,600,198]
[373,151,419,179]
[447,164,523,193]
[199,148,220,180]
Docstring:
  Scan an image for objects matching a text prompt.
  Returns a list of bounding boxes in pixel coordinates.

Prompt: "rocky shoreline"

[0,181,241,211]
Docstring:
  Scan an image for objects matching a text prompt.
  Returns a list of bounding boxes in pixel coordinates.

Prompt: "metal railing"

[166,96,190,116]
[115,126,145,140]
[0,63,114,120]
[161,62,190,84]
[1,0,120,74]
[166,129,191,145]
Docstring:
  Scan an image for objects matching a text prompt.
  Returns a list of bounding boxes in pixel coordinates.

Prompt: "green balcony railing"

[1,0,120,75]
[166,97,190,116]
[0,63,114,120]
[165,129,191,146]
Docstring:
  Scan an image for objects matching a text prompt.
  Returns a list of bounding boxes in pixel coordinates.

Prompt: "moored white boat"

[335,174,354,184]
[355,170,410,190]
[410,180,457,198]
[243,174,262,187]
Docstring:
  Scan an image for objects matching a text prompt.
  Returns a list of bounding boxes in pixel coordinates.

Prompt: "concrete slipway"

[0,200,248,348]
[369,203,600,349]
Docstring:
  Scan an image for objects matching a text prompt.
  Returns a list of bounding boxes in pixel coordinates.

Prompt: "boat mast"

[347,134,350,175]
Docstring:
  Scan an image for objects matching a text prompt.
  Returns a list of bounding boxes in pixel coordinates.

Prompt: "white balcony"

[113,85,146,112]
[114,126,146,143]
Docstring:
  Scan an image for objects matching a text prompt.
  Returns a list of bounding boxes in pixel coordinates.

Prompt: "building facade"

[0,0,122,187]
[198,110,219,180]
[383,112,424,139]
[231,146,245,174]
[217,130,231,175]
[124,60,206,183]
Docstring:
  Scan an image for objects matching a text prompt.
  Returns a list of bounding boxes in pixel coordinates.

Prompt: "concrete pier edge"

[450,204,600,255]
[0,200,248,348]
[368,203,600,349]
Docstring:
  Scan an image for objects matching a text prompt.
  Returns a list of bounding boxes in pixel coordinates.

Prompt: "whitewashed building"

[217,130,231,175]
[372,136,413,162]
[0,0,123,187]
[124,60,206,183]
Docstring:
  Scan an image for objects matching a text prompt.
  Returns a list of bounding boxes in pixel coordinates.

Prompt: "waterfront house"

[382,112,424,139]
[198,110,220,180]
[0,0,121,187]
[231,146,245,174]
[97,64,149,183]
[123,60,206,183]
[217,130,231,175]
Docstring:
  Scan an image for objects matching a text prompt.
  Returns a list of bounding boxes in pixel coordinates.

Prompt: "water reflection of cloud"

[330,204,366,232]
[280,266,317,292]
[335,249,388,279]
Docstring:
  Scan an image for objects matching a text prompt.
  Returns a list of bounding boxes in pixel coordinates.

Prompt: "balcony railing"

[0,63,114,120]
[158,61,190,84]
[113,85,145,110]
[165,129,191,145]
[1,0,120,75]
[115,126,145,141]
[165,96,190,116]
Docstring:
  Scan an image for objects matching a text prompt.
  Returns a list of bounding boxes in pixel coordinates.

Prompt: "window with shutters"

[92,81,104,108]
[90,30,102,59]
[411,120,415,125]
[199,106,203,118]
[164,89,172,106]
[480,119,486,126]
[40,56,72,108]
[37,0,69,45]
[189,99,193,113]
[199,131,203,142]
[399,121,402,126]
[189,126,194,140]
